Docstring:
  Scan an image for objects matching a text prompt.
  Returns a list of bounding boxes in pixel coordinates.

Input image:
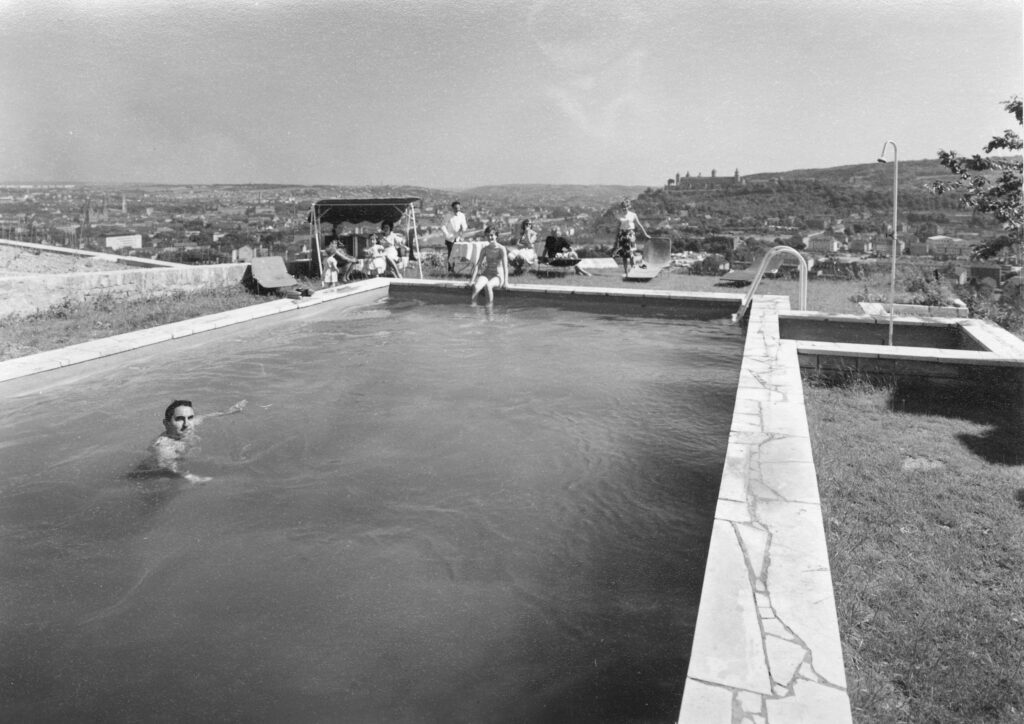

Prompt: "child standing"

[322,253,339,287]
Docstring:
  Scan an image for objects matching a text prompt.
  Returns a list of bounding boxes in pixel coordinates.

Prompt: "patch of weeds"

[42,297,80,320]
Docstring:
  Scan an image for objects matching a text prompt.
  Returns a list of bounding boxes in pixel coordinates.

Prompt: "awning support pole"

[311,203,323,278]
[408,204,422,279]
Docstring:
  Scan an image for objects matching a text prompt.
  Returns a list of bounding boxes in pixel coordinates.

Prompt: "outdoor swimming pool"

[0,296,743,721]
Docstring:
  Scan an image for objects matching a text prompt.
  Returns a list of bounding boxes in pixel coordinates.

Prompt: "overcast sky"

[0,0,1020,188]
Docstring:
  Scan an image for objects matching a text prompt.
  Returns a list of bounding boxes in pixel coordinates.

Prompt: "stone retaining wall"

[0,263,249,317]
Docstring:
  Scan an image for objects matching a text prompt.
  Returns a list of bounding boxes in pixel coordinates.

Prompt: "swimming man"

[144,398,246,483]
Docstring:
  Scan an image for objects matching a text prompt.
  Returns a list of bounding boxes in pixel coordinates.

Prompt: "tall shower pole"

[877,140,899,346]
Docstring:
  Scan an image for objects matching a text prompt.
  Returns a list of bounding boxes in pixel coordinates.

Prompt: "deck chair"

[249,256,300,295]
[623,237,672,282]
[716,254,786,287]
[717,268,756,287]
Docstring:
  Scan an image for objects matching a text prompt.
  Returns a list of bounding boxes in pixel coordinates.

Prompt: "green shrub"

[849,285,886,305]
[957,284,1024,337]
[897,275,958,306]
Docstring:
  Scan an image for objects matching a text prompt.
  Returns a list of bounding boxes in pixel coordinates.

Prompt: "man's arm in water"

[198,399,248,421]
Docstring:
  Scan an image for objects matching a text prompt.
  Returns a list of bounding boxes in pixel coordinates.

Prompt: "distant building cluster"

[665,169,743,189]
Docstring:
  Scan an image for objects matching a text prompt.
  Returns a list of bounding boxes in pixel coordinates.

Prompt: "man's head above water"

[163,400,196,439]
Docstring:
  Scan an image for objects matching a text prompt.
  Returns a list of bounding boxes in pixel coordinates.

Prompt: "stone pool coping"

[1,279,851,722]
[679,295,852,723]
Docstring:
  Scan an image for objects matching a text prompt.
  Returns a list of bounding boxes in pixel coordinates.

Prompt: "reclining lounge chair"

[248,256,301,296]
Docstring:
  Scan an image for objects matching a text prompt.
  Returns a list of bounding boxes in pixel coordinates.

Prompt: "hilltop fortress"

[666,169,743,190]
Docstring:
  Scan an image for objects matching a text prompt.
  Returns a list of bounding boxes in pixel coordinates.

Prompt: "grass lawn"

[805,382,1024,722]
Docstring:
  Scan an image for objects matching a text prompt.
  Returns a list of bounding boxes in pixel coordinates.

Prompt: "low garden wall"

[0,262,247,315]
[0,239,250,317]
[0,263,249,317]
[787,314,1024,420]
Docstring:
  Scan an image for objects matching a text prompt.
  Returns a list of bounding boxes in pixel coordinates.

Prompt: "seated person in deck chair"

[379,222,406,278]
[543,228,591,277]
[508,218,539,275]
[325,239,357,283]
[542,226,563,262]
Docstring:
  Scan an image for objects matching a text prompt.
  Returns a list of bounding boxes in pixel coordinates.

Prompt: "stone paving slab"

[680,297,853,724]
[960,318,1024,357]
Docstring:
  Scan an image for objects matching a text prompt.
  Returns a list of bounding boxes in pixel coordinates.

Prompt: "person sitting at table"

[379,222,406,278]
[362,234,386,277]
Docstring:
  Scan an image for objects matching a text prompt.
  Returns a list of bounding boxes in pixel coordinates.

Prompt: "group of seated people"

[321,222,410,286]
[505,219,591,277]
[323,218,600,287]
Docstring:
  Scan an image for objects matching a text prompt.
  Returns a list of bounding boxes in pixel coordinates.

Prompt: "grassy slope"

[0,286,268,361]
[806,382,1024,722]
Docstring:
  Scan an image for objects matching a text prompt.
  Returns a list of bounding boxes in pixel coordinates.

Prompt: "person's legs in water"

[470,275,488,303]
[485,276,500,303]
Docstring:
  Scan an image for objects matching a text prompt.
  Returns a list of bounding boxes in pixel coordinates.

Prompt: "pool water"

[0,297,742,722]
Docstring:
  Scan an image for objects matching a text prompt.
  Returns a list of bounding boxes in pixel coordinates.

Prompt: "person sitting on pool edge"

[470,226,509,305]
[144,398,247,483]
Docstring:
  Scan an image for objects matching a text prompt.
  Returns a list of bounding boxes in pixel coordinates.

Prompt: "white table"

[450,241,488,274]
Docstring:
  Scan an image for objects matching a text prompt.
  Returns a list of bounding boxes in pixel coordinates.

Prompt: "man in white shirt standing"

[441,200,468,273]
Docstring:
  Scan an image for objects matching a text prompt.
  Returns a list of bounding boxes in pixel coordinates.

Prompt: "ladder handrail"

[731,247,808,322]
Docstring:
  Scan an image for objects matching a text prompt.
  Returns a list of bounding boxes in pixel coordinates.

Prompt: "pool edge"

[679,296,853,723]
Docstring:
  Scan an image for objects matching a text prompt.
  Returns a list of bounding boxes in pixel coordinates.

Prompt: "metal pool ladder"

[731,246,809,322]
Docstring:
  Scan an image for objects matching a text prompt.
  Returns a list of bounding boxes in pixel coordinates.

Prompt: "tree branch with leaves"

[930,97,1022,259]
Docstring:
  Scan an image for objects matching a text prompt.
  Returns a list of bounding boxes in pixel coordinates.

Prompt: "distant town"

[0,159,1017,268]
